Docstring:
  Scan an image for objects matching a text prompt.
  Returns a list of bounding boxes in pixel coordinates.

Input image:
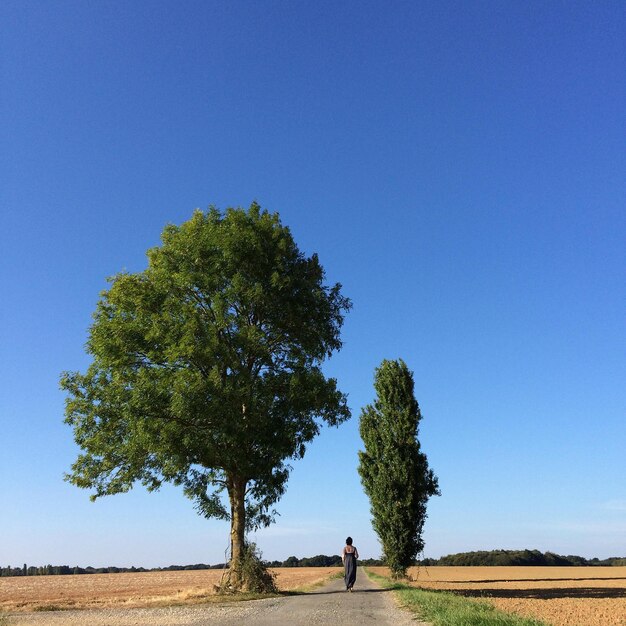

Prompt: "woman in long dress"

[342,536,359,591]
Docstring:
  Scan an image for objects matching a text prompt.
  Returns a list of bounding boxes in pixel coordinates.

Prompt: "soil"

[2,571,425,626]
[0,568,338,612]
[10,564,624,625]
[369,565,626,626]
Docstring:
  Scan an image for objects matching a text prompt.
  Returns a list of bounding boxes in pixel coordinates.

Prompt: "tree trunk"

[228,476,247,590]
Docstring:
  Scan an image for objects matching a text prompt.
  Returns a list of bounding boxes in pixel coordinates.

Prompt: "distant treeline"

[0,555,383,578]
[0,563,225,577]
[4,550,625,577]
[419,549,626,567]
[265,555,383,568]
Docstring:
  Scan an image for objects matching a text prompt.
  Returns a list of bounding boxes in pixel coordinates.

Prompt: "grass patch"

[33,605,65,612]
[365,570,548,626]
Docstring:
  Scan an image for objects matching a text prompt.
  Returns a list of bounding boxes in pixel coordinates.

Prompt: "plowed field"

[368,566,626,626]
[0,567,341,613]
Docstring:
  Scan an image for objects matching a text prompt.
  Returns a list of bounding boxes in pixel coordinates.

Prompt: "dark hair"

[346,537,353,546]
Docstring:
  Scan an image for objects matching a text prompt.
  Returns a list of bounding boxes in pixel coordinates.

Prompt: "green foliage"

[298,554,343,567]
[240,543,277,593]
[366,570,548,626]
[219,542,277,594]
[395,587,547,626]
[437,549,571,567]
[358,359,439,579]
[433,549,626,567]
[61,203,351,587]
[268,554,343,567]
[0,554,371,578]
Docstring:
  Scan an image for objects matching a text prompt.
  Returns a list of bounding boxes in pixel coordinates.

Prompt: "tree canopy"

[61,203,351,589]
[358,358,439,578]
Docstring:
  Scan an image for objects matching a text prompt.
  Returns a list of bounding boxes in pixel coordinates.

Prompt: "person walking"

[342,536,359,591]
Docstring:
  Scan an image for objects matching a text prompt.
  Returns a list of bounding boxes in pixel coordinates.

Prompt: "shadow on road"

[309,588,392,596]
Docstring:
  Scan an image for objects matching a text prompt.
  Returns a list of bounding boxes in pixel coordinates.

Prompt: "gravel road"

[6,571,428,626]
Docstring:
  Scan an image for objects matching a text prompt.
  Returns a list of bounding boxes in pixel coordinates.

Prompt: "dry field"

[368,565,626,626]
[0,567,342,613]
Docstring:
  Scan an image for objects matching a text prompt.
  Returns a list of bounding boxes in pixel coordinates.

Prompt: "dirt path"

[6,571,428,625]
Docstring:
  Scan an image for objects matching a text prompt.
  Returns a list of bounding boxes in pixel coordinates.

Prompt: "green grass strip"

[365,570,549,626]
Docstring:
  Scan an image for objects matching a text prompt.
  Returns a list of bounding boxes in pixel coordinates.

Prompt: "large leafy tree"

[61,204,351,589]
[358,359,440,579]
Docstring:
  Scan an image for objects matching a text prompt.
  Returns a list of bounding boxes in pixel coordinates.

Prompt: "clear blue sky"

[1,0,624,568]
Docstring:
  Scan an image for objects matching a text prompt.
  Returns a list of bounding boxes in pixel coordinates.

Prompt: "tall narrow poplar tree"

[358,359,440,579]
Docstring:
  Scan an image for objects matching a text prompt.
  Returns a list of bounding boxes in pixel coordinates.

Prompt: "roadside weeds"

[364,569,549,626]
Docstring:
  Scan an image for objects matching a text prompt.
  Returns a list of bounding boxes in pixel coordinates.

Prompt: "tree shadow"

[308,587,392,595]
[441,587,626,600]
[433,576,626,584]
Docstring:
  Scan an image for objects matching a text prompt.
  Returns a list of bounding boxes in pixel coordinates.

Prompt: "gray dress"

[344,549,357,589]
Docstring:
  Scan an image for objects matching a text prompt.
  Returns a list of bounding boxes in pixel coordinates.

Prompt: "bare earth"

[369,565,626,626]
[10,564,625,625]
[0,568,337,613]
[2,570,424,626]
